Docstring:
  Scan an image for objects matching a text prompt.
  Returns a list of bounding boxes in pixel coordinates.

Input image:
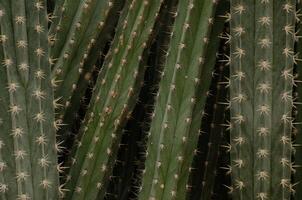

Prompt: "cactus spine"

[200,37,229,200]
[63,0,164,199]
[50,0,121,121]
[138,0,218,199]
[0,0,59,199]
[230,0,295,199]
[293,1,302,199]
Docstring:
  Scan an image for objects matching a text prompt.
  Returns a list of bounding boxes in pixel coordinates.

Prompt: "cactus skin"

[271,1,295,199]
[49,0,81,59]
[63,0,164,199]
[201,62,229,200]
[230,0,254,198]
[294,1,302,198]
[138,0,218,199]
[48,0,64,39]
[230,0,295,199]
[50,0,123,122]
[105,1,179,199]
[187,31,229,198]
[56,1,124,160]
[198,28,229,200]
[0,0,59,199]
[180,1,229,199]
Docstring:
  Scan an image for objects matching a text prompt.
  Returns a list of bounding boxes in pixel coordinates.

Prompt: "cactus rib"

[230,0,295,199]
[0,0,59,199]
[138,0,218,199]
[63,0,164,199]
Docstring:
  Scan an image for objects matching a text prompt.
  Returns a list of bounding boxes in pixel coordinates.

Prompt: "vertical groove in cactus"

[0,0,59,199]
[230,0,295,199]
[230,0,254,198]
[49,0,81,60]
[271,1,295,199]
[63,0,164,199]
[188,32,229,199]
[3,1,302,199]
[254,0,273,199]
[138,0,218,199]
[105,0,179,199]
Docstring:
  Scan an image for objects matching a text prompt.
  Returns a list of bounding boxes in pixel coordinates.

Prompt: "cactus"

[50,0,123,121]
[0,1,59,199]
[104,1,179,198]
[188,23,229,200]
[3,1,302,199]
[55,0,124,158]
[200,56,229,200]
[63,0,164,199]
[138,0,219,199]
[230,0,295,199]
[293,1,302,199]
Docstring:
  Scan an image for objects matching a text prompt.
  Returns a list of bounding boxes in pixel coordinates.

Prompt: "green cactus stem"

[56,0,124,159]
[179,1,229,199]
[189,25,229,199]
[63,0,164,199]
[293,1,302,199]
[0,0,59,199]
[200,59,229,200]
[230,0,295,199]
[138,0,219,199]
[50,0,123,122]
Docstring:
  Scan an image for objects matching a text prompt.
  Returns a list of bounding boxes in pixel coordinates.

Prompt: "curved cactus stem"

[0,0,59,199]
[51,0,124,122]
[199,39,229,200]
[230,0,295,199]
[63,0,164,199]
[138,0,218,199]
[56,0,124,158]
[104,1,179,199]
[178,1,229,199]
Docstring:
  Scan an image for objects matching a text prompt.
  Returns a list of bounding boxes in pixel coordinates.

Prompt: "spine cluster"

[139,0,218,199]
[230,0,296,199]
[0,1,59,199]
[64,1,163,199]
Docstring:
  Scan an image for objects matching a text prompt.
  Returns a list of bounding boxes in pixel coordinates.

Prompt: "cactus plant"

[3,1,302,200]
[0,1,59,199]
[230,0,296,199]
[293,1,302,199]
[137,0,221,199]
[50,0,124,123]
[62,0,164,199]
